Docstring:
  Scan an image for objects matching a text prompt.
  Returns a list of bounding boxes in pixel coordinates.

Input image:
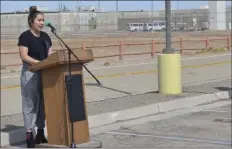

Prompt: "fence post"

[119,41,123,60]
[205,36,208,49]
[81,44,85,50]
[180,37,183,55]
[227,35,230,51]
[151,40,155,57]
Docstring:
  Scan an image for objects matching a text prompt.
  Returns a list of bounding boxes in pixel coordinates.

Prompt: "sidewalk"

[1,79,231,147]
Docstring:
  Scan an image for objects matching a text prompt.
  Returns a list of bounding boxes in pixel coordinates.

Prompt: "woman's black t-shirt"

[18,30,52,61]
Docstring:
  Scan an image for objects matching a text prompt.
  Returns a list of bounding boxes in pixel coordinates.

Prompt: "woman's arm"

[47,33,53,56]
[18,33,39,65]
[19,46,40,65]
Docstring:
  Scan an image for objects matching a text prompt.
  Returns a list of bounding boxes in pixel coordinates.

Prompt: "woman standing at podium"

[17,6,52,148]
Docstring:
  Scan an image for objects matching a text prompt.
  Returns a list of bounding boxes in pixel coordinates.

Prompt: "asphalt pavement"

[1,78,231,132]
[1,53,231,87]
[5,100,231,148]
[1,53,231,116]
[93,104,231,148]
[1,52,231,147]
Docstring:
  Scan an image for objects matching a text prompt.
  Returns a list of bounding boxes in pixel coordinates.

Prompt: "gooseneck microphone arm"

[47,23,101,85]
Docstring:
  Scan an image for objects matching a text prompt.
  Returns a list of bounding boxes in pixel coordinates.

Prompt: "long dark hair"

[28,6,43,28]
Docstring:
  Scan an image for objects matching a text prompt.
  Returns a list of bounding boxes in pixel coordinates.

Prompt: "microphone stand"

[50,29,101,85]
[49,28,101,148]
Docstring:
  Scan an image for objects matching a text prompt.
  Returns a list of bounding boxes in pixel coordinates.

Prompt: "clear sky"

[1,1,231,13]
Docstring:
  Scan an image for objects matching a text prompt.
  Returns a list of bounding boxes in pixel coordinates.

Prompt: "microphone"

[45,20,56,31]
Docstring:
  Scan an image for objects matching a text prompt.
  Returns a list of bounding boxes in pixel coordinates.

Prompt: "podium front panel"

[65,74,86,123]
[41,63,90,146]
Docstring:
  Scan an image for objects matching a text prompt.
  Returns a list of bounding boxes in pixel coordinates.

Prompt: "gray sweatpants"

[20,63,45,130]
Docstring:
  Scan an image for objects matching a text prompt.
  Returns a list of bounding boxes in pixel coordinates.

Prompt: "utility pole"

[157,0,181,95]
[116,0,118,12]
[98,0,100,9]
[163,0,175,54]
[150,0,153,23]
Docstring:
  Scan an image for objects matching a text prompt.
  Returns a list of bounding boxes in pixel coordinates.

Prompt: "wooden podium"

[29,49,94,147]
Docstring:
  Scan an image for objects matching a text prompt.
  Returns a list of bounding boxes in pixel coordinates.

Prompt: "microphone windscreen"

[45,20,51,26]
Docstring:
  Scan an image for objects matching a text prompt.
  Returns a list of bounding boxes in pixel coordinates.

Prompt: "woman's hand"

[34,60,40,64]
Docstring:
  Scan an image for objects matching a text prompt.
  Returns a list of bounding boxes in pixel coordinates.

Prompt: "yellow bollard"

[158,53,182,94]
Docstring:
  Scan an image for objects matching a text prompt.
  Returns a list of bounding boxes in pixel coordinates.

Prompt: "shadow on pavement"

[1,124,26,148]
[1,124,24,132]
[214,87,231,91]
[85,83,132,95]
[214,87,232,99]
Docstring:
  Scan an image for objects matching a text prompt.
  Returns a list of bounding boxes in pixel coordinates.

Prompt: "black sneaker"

[35,129,48,144]
[26,132,35,148]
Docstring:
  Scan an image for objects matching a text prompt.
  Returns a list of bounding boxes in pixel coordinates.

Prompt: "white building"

[208,1,226,30]
[24,6,48,12]
[200,5,209,9]
[76,5,104,12]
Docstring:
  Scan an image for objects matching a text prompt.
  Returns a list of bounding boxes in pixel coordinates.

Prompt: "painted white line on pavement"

[103,131,231,145]
[196,109,230,113]
[183,77,231,87]
[1,53,231,79]
[1,74,21,79]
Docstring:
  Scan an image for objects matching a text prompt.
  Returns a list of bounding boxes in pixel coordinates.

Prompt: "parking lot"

[6,100,231,148]
[92,103,231,148]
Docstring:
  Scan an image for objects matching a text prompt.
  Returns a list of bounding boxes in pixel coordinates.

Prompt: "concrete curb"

[1,90,231,147]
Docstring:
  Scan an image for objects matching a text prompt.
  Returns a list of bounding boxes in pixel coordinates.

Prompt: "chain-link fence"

[1,2,231,38]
